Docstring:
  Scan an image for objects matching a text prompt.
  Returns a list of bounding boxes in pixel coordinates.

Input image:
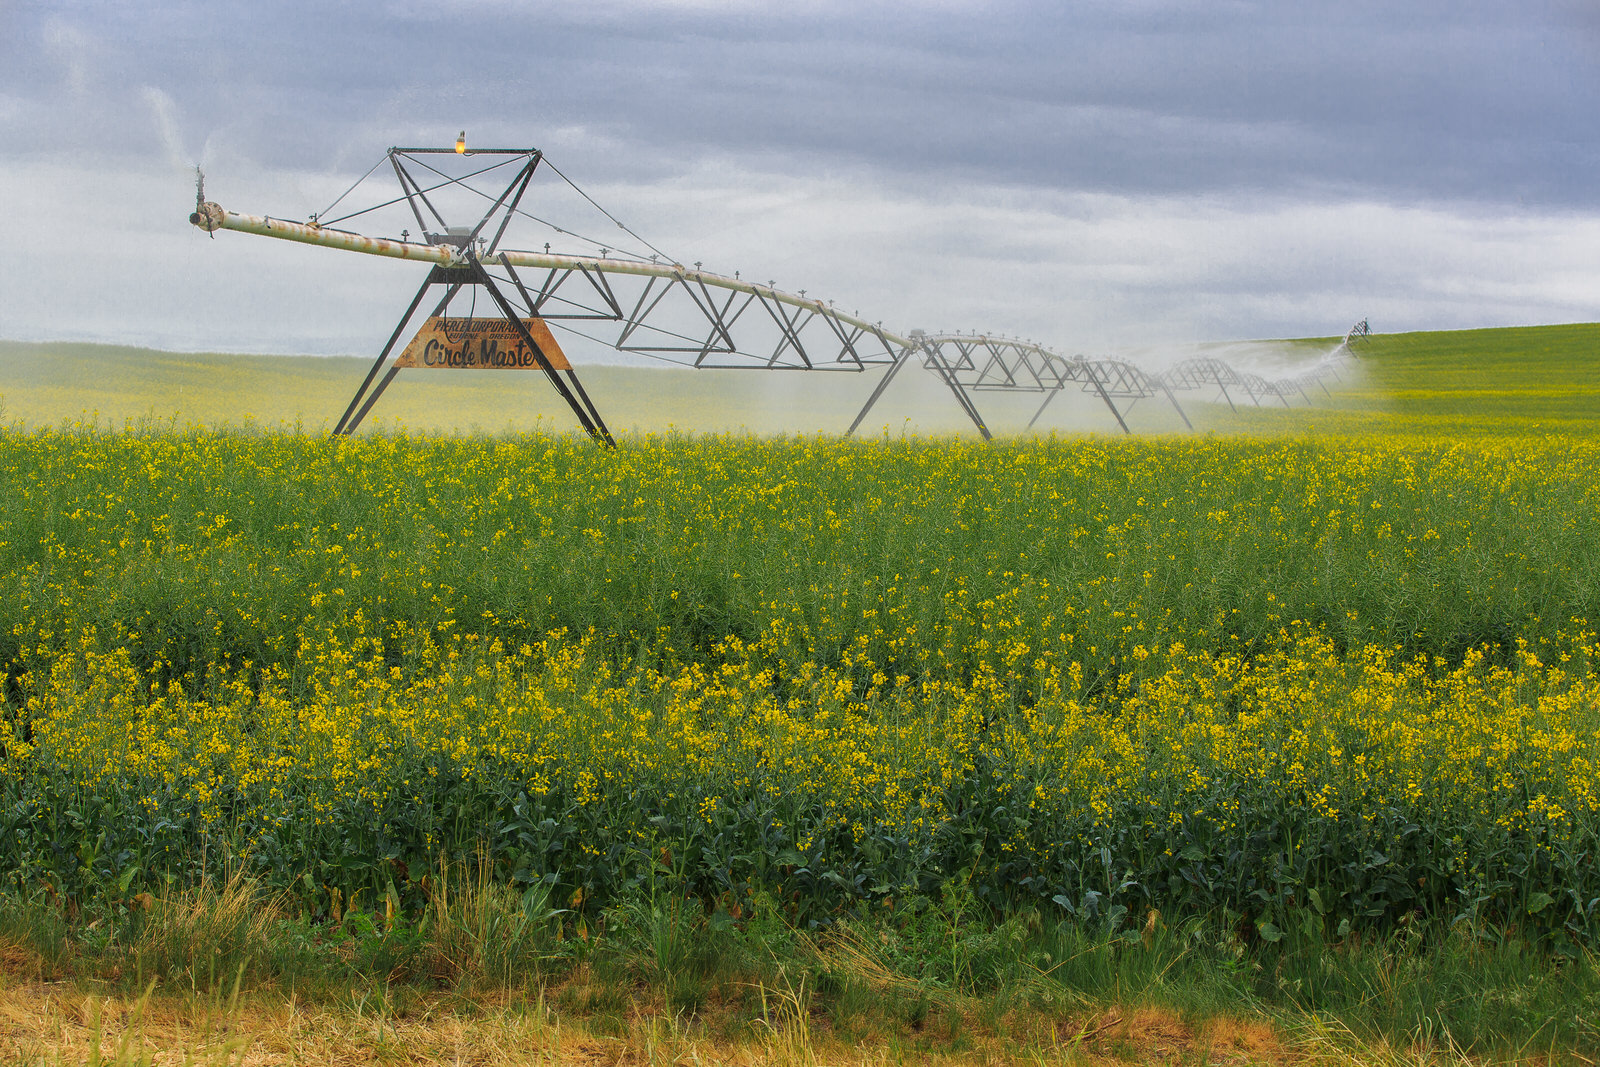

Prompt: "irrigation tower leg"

[846,344,915,436]
[1027,387,1064,430]
[470,257,615,447]
[919,340,992,440]
[1159,383,1194,431]
[1085,372,1131,434]
[333,274,451,436]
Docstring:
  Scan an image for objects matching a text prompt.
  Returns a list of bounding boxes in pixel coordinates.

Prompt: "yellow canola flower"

[6,623,1596,864]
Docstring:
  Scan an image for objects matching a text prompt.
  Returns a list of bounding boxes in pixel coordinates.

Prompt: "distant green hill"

[1200,323,1600,437]
[1,323,1595,437]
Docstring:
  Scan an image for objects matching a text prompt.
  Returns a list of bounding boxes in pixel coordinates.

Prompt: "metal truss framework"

[317,148,619,443]
[190,143,1367,442]
[846,334,1197,437]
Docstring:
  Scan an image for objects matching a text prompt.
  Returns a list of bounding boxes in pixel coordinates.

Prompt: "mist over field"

[3,323,1591,438]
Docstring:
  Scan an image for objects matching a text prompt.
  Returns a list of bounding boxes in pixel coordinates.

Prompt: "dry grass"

[0,971,1577,1067]
[0,979,575,1066]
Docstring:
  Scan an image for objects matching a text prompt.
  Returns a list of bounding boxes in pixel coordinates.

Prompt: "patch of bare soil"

[1072,1006,1288,1066]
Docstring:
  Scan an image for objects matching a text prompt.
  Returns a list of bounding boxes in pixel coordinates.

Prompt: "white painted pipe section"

[191,202,914,350]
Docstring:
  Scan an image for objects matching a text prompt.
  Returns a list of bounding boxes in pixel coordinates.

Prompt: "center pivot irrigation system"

[190,140,1366,445]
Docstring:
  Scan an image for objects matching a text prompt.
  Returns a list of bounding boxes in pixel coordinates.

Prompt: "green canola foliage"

[0,424,1596,949]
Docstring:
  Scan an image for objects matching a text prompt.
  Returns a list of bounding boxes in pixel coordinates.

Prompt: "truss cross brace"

[331,262,615,445]
[846,338,992,440]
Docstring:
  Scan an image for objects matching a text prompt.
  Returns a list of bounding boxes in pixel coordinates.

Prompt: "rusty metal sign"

[394,315,571,370]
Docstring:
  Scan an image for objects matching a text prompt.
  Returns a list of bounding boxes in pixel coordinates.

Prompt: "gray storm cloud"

[1,0,1597,356]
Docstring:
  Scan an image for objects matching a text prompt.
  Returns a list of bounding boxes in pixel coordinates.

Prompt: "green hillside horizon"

[1,321,1594,437]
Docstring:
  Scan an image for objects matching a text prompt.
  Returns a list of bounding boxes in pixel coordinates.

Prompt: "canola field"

[2,418,1597,946]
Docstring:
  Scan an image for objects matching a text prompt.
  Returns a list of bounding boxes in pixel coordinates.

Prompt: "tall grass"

[3,880,1594,1061]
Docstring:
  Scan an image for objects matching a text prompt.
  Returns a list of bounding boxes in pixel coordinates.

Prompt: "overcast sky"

[2,0,1598,358]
